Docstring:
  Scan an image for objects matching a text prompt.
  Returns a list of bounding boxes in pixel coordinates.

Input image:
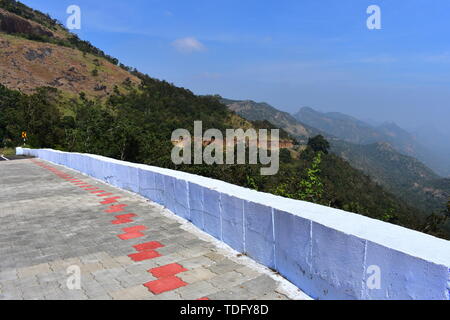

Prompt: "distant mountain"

[220,98,321,144]
[294,107,450,177]
[410,125,450,178]
[331,140,449,214]
[221,98,450,216]
[294,107,379,144]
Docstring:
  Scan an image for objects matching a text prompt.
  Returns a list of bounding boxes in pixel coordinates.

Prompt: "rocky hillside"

[294,106,450,177]
[0,34,140,97]
[220,97,321,144]
[0,2,140,98]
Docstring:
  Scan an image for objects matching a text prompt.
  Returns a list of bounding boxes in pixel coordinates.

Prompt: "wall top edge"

[22,148,450,266]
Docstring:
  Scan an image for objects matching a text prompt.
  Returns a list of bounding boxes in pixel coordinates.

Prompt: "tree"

[298,151,324,203]
[279,148,293,163]
[421,198,450,237]
[307,135,330,154]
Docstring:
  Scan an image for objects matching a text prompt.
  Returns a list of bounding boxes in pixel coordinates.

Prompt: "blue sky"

[21,0,450,136]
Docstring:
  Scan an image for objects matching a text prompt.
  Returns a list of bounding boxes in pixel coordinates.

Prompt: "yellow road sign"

[22,131,27,139]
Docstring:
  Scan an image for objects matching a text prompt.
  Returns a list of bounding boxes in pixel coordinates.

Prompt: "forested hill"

[220,98,450,221]
[0,1,448,239]
[294,106,450,177]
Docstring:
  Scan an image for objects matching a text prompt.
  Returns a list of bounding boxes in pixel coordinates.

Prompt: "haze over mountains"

[294,107,450,178]
[221,98,450,219]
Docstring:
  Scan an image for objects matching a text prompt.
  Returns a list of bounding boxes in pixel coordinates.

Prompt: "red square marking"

[90,190,106,194]
[197,297,210,300]
[100,197,121,204]
[148,263,187,279]
[105,204,128,213]
[116,213,137,219]
[128,250,161,262]
[85,187,99,191]
[143,276,187,295]
[123,225,147,233]
[117,232,144,240]
[112,219,133,225]
[133,241,164,252]
[97,193,114,197]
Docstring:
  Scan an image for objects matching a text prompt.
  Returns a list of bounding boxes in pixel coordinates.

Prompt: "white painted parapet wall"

[17,147,450,300]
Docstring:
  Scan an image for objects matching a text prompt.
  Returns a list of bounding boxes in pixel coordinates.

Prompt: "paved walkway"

[0,159,309,300]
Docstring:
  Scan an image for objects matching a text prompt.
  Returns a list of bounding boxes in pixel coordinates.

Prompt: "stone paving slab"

[0,159,310,300]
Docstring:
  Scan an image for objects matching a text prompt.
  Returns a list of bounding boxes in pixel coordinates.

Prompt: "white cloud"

[172,37,206,53]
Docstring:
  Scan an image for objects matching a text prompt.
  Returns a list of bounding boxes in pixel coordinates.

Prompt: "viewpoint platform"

[0,159,309,300]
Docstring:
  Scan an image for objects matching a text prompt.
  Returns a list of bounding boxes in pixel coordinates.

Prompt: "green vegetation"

[331,140,449,215]
[306,135,330,154]
[1,79,447,239]
[221,98,450,228]
[1,0,448,240]
[298,151,324,203]
[0,147,14,156]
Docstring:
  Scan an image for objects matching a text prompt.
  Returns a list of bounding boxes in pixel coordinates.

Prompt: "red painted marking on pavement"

[116,213,137,219]
[90,190,106,194]
[100,197,121,205]
[143,276,187,295]
[133,241,164,252]
[112,213,137,225]
[148,263,187,279]
[197,297,210,300]
[117,232,145,240]
[128,250,161,262]
[78,185,92,188]
[123,225,146,233]
[105,204,128,213]
[84,187,99,191]
[97,193,114,197]
[112,218,133,225]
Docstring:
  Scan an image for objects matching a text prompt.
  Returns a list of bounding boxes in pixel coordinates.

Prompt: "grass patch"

[0,148,15,156]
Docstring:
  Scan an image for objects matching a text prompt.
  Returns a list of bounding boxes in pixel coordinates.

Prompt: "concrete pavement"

[0,159,309,300]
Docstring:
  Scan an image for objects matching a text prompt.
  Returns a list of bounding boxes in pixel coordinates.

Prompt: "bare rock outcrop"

[0,8,53,38]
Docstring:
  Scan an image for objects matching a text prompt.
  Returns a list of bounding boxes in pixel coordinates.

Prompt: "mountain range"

[0,0,448,239]
[294,107,450,177]
[220,98,450,218]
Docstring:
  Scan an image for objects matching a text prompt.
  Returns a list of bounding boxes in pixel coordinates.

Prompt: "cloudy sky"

[22,0,450,136]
